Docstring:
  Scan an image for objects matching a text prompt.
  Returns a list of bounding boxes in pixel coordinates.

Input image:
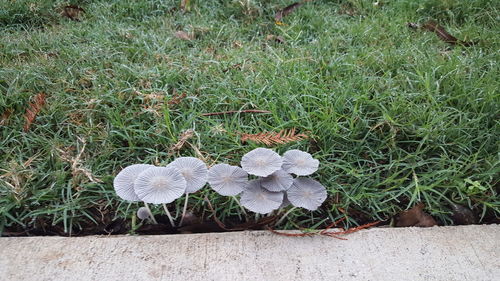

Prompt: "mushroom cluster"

[113,148,327,225]
[215,148,327,214]
[113,157,208,227]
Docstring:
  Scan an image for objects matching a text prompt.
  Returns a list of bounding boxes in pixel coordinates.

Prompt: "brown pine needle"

[240,128,309,146]
[23,93,47,132]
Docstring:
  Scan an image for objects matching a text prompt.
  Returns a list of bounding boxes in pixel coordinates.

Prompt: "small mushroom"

[286,178,327,211]
[282,149,319,176]
[113,164,154,201]
[134,166,187,204]
[240,179,284,214]
[136,206,151,220]
[241,147,283,177]
[207,163,248,196]
[261,169,293,192]
[169,157,208,193]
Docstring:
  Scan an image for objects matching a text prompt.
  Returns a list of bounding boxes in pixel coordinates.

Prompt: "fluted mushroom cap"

[286,178,327,211]
[261,169,293,192]
[113,164,154,201]
[169,157,208,193]
[282,149,319,176]
[207,164,248,196]
[134,166,187,204]
[241,148,283,177]
[240,180,284,214]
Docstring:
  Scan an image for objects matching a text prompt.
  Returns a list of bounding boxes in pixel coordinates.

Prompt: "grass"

[0,0,499,235]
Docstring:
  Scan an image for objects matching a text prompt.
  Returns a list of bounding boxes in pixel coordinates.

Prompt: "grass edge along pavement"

[0,0,499,235]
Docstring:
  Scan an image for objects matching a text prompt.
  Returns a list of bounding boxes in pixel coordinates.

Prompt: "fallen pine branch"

[201,109,271,116]
[240,128,309,146]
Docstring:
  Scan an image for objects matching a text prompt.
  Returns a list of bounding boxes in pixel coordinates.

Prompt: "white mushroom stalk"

[240,180,284,214]
[241,148,283,177]
[282,149,319,176]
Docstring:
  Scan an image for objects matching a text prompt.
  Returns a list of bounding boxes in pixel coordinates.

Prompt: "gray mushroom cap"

[207,164,248,196]
[134,166,187,204]
[241,147,283,177]
[282,149,319,176]
[136,207,151,220]
[286,178,327,211]
[169,157,208,193]
[113,164,154,201]
[261,169,293,192]
[240,180,284,214]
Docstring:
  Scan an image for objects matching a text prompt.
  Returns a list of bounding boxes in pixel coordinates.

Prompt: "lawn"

[0,0,499,235]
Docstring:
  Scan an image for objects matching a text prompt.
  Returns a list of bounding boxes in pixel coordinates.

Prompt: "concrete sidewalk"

[0,225,498,281]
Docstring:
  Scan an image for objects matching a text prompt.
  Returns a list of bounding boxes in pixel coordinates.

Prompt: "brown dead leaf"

[450,203,477,225]
[0,109,13,126]
[167,89,187,107]
[394,202,437,227]
[23,93,47,132]
[275,2,304,22]
[407,21,476,47]
[174,31,194,41]
[61,5,85,21]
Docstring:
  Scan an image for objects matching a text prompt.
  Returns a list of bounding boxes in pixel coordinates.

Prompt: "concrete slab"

[0,225,498,281]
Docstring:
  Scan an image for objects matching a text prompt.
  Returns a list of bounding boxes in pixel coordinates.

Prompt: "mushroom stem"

[232,196,247,217]
[144,202,158,224]
[162,203,176,227]
[178,193,189,227]
[276,207,297,226]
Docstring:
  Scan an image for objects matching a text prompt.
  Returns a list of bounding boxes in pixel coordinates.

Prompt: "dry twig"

[201,109,271,117]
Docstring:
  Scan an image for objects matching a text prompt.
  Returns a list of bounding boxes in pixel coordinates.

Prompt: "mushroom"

[113,164,154,201]
[169,157,208,193]
[261,169,293,192]
[282,149,319,176]
[241,147,283,177]
[134,166,187,227]
[208,163,248,196]
[279,192,291,209]
[240,179,284,214]
[136,204,158,224]
[168,157,208,226]
[137,206,152,220]
[286,178,327,211]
